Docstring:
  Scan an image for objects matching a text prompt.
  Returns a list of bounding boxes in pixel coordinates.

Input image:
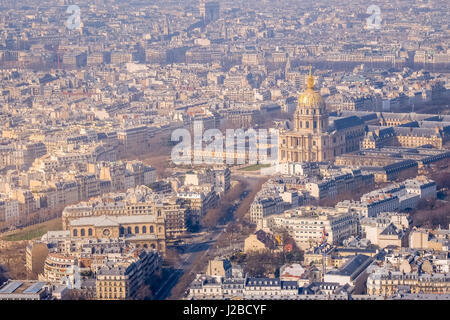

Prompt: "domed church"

[279,68,365,163]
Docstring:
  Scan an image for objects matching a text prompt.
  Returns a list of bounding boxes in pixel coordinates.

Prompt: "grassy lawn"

[1,219,62,241]
[238,163,271,171]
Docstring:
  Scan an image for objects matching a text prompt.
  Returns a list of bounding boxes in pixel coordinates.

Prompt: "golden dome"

[297,66,325,109]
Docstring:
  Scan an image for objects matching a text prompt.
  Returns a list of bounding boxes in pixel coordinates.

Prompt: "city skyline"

[0,0,448,308]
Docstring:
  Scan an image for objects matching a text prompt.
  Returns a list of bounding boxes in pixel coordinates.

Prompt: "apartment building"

[177,184,218,224]
[250,196,285,226]
[337,196,396,218]
[189,275,298,300]
[40,253,78,283]
[367,270,449,296]
[10,188,36,222]
[117,126,149,157]
[265,206,358,250]
[152,198,188,238]
[96,249,161,300]
[184,167,231,194]
[0,197,20,227]
[409,227,449,251]
[360,212,410,247]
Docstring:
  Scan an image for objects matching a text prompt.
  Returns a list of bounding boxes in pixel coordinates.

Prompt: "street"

[153,226,225,300]
[153,176,262,299]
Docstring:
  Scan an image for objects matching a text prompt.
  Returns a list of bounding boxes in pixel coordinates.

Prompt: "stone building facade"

[279,69,365,163]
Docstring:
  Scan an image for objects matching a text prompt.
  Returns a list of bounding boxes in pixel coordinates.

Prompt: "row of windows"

[280,151,322,161]
[99,287,125,292]
[72,225,161,237]
[298,108,323,115]
[120,226,156,234]
[73,228,93,237]
[98,293,126,299]
[98,281,126,287]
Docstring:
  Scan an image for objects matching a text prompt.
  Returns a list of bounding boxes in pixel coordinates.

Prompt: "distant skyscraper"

[200,1,220,23]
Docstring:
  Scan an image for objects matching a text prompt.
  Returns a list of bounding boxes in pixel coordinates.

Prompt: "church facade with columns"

[279,69,365,163]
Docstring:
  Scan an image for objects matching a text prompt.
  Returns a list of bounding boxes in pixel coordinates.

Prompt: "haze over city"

[0,0,448,305]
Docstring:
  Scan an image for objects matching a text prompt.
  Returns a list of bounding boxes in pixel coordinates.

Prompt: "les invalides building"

[279,68,365,163]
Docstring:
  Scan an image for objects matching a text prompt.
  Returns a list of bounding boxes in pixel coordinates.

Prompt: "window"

[150,226,154,233]
[135,226,139,234]
[127,227,132,234]
[73,229,77,237]
[81,229,85,236]
[142,226,147,234]
[88,228,93,236]
[306,121,309,128]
